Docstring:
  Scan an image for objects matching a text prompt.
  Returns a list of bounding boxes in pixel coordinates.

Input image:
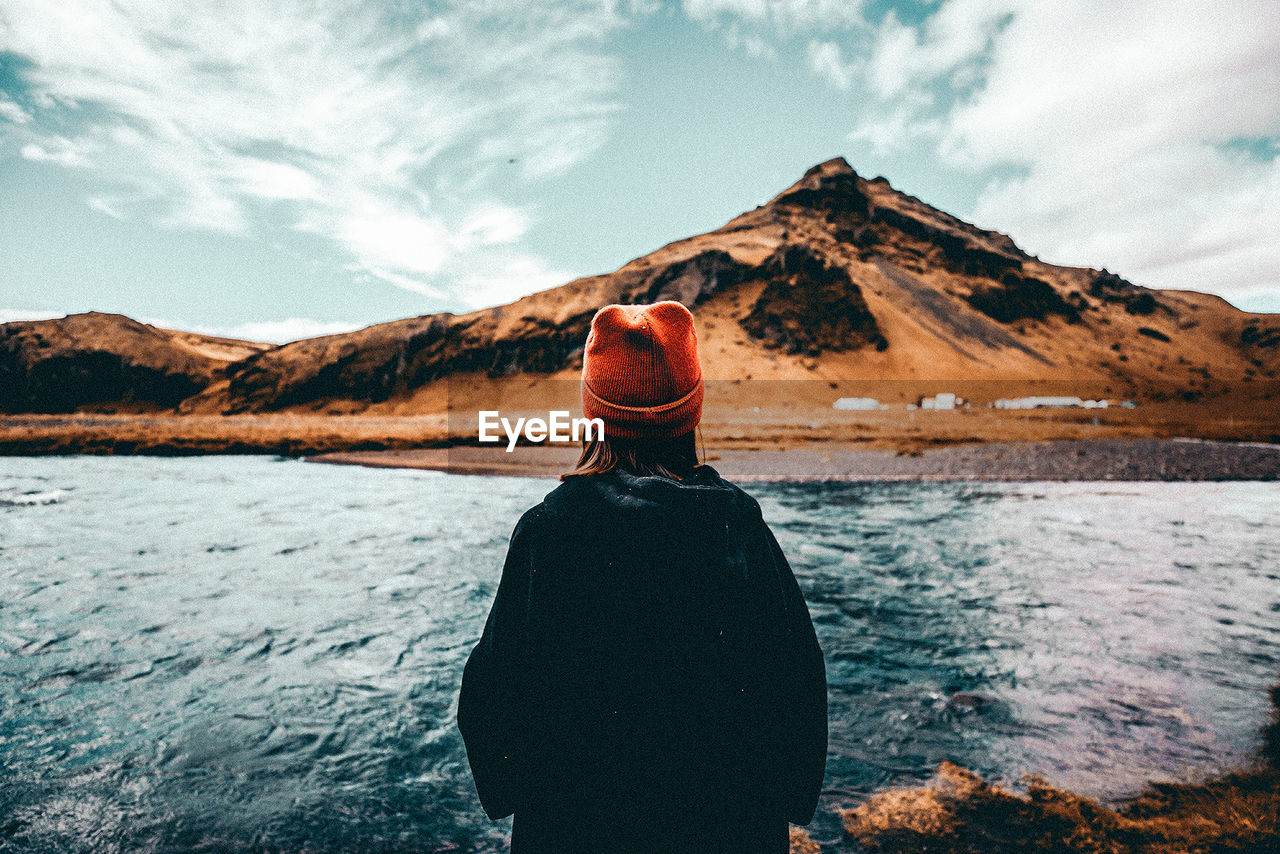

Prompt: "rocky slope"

[0,312,269,413]
[3,159,1278,415]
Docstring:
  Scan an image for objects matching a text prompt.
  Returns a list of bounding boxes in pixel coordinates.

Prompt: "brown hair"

[561,430,700,481]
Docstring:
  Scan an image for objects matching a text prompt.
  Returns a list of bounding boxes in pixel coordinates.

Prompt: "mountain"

[0,312,269,413]
[3,158,1278,416]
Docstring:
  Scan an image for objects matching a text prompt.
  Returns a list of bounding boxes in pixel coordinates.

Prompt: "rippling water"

[2,457,1278,852]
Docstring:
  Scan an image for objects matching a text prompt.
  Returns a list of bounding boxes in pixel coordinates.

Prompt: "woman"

[458,301,827,853]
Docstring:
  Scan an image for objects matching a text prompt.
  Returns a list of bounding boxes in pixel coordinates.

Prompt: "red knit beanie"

[581,301,703,439]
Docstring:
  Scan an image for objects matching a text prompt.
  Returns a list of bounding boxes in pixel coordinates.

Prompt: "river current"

[2,456,1278,852]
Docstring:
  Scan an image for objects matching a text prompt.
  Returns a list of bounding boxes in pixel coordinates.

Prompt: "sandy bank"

[309,438,1280,481]
[1,395,1277,465]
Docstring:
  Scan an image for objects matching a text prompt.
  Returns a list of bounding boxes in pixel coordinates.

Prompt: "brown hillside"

[206,158,1280,414]
[2,159,1278,419]
[0,312,269,413]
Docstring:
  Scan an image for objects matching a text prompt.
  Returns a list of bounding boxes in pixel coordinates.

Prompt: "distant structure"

[919,393,962,410]
[833,397,883,411]
[993,396,1109,410]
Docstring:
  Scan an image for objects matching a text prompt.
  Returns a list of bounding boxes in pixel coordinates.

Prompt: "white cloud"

[203,317,368,344]
[87,196,126,219]
[968,144,1280,296]
[229,158,321,202]
[848,105,941,153]
[806,40,855,89]
[682,0,867,59]
[362,267,448,299]
[683,0,865,35]
[456,255,577,310]
[853,0,1280,300]
[739,32,775,59]
[334,196,453,278]
[19,137,94,167]
[939,3,1279,164]
[0,95,30,124]
[0,0,627,300]
[0,308,65,323]
[457,205,528,248]
[138,314,368,343]
[866,0,1009,99]
[0,308,368,342]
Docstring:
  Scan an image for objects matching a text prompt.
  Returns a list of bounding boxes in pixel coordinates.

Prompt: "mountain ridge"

[2,157,1277,415]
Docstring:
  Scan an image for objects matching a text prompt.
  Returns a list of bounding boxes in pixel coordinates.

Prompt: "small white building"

[919,393,961,410]
[833,397,881,411]
[993,396,1109,410]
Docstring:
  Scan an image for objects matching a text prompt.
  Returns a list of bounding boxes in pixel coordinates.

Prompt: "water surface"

[2,457,1277,851]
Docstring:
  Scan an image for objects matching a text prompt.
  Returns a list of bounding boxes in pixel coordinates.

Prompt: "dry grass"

[790,826,822,853]
[839,685,1280,854]
[0,413,447,455]
[842,762,1278,853]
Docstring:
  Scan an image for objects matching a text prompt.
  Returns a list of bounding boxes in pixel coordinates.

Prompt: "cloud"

[191,317,369,344]
[360,267,448,299]
[456,255,578,310]
[333,196,453,279]
[228,158,322,202]
[683,0,865,35]
[457,205,529,249]
[0,308,371,342]
[682,0,867,58]
[87,196,126,219]
[865,0,1009,99]
[0,0,629,300]
[19,137,94,167]
[847,105,941,153]
[806,40,855,89]
[0,95,30,124]
[0,308,66,323]
[851,0,1280,300]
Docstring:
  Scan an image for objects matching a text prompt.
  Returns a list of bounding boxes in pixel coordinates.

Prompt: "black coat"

[457,465,827,853]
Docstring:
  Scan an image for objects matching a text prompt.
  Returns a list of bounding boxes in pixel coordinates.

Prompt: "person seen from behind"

[457,300,828,853]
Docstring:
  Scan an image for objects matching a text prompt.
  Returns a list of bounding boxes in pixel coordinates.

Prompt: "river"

[2,456,1278,851]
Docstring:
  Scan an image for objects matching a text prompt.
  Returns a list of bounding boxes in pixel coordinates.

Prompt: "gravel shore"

[309,437,1280,481]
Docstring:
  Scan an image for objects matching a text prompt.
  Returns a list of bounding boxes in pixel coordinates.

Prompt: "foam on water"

[0,488,71,506]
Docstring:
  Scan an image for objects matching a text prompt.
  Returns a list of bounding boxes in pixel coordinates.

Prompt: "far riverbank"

[309,437,1280,481]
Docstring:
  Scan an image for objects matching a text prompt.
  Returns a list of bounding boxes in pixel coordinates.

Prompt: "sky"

[1,0,1277,342]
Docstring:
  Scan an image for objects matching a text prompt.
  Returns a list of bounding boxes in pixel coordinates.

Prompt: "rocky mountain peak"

[768,156,868,217]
